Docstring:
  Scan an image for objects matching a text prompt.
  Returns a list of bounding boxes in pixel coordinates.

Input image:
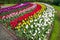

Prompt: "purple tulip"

[0,2,31,14]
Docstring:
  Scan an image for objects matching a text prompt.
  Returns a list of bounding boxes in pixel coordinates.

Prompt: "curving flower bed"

[0,2,55,40]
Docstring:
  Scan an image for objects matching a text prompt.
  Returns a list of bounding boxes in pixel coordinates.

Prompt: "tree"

[53,0,60,5]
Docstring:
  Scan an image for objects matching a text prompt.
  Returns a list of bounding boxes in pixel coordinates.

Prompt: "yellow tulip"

[22,20,25,22]
[18,23,21,26]
[29,16,33,20]
[23,22,26,25]
[30,17,33,20]
[26,21,30,25]
[34,15,37,19]
[38,13,41,16]
[21,24,24,27]
[16,26,21,29]
[22,23,24,26]
[28,23,30,25]
[15,26,19,29]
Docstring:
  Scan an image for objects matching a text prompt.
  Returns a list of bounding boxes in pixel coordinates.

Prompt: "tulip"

[10,20,18,29]
[18,23,21,26]
[2,16,6,19]
[10,4,42,29]
[0,2,31,13]
[1,3,34,20]
[0,16,2,19]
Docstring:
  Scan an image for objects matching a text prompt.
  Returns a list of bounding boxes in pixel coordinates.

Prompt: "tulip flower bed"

[0,2,55,40]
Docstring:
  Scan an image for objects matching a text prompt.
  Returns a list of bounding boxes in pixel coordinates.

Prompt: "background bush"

[0,0,60,5]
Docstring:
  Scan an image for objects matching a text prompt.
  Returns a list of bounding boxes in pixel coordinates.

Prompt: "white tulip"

[31,25,33,28]
[42,27,44,30]
[38,31,40,33]
[39,38,41,40]
[35,30,37,33]
[34,19,37,22]
[37,28,40,31]
[26,25,28,29]
[33,33,36,36]
[30,20,33,23]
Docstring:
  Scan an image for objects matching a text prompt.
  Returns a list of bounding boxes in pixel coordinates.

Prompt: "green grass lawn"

[4,4,15,6]
[50,5,60,40]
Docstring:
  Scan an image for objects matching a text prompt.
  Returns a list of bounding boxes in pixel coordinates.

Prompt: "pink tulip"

[2,16,5,19]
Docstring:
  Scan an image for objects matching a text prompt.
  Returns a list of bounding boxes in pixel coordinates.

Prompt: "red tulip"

[10,20,18,29]
[23,14,29,20]
[0,16,2,19]
[10,4,42,29]
[18,16,23,22]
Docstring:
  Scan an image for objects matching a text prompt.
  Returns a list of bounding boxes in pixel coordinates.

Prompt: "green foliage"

[0,0,60,5]
[53,0,60,5]
[50,5,60,40]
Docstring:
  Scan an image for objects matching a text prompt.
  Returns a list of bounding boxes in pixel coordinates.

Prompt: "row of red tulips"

[10,4,42,29]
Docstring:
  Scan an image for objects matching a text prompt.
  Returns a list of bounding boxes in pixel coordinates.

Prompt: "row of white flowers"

[22,3,55,40]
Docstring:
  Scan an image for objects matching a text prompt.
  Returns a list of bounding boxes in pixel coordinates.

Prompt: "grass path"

[50,5,60,40]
